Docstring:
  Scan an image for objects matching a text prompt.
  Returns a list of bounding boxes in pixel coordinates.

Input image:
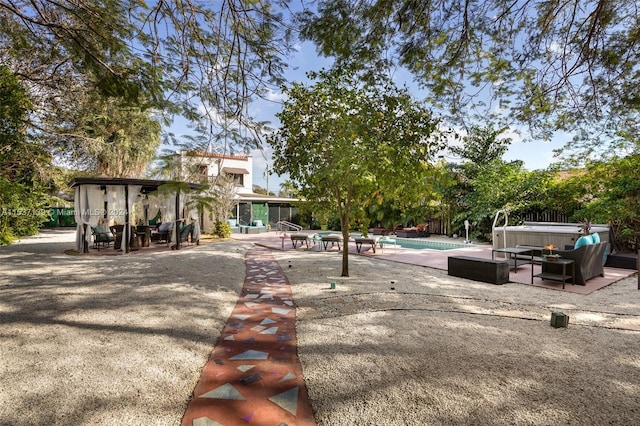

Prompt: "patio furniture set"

[449,237,607,289]
[288,233,397,253]
[289,233,344,251]
[91,221,195,251]
[370,223,430,238]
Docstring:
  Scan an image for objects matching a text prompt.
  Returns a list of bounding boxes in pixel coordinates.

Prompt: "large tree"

[0,66,50,243]
[0,0,293,161]
[52,96,162,177]
[298,1,640,162]
[269,68,445,276]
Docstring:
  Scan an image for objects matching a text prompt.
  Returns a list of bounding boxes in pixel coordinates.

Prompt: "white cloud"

[265,88,286,102]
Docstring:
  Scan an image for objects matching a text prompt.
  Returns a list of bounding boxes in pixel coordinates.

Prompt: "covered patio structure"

[70,177,201,254]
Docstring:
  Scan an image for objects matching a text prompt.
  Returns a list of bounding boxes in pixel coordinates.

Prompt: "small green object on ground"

[551,311,569,328]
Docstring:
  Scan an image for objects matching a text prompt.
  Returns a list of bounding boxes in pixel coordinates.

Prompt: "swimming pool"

[383,237,471,250]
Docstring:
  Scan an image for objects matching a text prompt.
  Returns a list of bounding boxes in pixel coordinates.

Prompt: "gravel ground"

[0,229,251,425]
[277,250,640,425]
[1,229,639,425]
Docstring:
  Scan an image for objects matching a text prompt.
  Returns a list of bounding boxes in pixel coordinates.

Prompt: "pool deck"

[232,231,635,295]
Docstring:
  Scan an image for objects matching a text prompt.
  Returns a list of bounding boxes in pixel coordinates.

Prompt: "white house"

[174,151,300,231]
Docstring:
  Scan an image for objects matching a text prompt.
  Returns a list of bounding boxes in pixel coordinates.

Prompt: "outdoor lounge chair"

[290,233,310,249]
[151,221,173,245]
[354,236,380,253]
[179,223,193,245]
[91,225,114,250]
[541,241,607,285]
[321,234,343,251]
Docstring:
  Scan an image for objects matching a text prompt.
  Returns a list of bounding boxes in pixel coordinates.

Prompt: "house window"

[195,165,208,183]
[196,165,208,176]
[230,173,244,186]
[222,167,249,186]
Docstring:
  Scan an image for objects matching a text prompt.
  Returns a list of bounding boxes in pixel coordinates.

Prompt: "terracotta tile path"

[181,247,316,426]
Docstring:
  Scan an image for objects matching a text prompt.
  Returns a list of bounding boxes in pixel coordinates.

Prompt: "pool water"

[384,237,471,250]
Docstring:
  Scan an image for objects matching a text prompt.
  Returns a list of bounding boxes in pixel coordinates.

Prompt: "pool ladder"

[275,220,302,234]
[492,209,509,249]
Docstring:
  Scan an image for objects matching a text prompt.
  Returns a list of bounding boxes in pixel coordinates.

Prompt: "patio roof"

[70,177,202,193]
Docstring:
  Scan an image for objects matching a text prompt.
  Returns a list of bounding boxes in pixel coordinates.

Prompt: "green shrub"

[214,220,231,238]
[0,178,49,245]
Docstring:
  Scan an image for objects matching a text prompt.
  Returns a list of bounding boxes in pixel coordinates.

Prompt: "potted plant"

[579,218,593,235]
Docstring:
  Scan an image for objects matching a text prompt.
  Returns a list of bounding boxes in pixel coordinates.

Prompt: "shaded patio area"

[71,177,201,254]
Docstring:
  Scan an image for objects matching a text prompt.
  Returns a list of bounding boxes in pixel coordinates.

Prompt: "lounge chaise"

[290,233,310,249]
[321,234,343,251]
[354,236,380,253]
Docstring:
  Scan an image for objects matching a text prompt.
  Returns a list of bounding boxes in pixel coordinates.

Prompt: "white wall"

[179,151,253,193]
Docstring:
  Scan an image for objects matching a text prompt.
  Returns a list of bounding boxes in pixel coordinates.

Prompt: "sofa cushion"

[574,235,593,249]
[158,221,172,232]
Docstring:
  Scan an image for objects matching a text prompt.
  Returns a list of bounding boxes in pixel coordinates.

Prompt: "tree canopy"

[52,97,162,177]
[0,66,50,243]
[1,0,294,160]
[297,0,640,162]
[269,68,445,276]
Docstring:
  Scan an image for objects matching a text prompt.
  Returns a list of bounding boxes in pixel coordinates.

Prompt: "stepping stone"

[279,372,296,382]
[237,365,255,372]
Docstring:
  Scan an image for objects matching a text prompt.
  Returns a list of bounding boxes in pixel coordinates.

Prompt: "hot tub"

[492,221,610,250]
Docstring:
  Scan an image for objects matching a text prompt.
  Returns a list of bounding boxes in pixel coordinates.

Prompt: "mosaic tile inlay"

[181,247,316,425]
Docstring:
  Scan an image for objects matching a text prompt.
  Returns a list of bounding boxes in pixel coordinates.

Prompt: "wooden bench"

[448,256,510,285]
[354,237,380,253]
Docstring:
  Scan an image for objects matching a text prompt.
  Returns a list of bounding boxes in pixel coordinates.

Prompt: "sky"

[168,41,568,193]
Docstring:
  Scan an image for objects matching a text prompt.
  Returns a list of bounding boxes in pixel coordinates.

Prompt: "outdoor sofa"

[542,241,607,285]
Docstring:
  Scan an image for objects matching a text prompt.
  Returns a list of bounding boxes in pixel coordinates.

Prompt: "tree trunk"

[341,227,349,277]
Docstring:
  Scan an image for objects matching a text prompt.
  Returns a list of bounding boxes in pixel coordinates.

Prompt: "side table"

[532,258,575,289]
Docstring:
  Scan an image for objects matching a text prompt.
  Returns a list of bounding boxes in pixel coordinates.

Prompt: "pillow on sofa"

[591,232,601,243]
[574,235,593,249]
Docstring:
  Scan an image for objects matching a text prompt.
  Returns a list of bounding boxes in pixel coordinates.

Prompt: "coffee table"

[492,247,533,272]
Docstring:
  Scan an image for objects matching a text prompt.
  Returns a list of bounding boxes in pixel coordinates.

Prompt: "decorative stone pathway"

[181,247,316,426]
